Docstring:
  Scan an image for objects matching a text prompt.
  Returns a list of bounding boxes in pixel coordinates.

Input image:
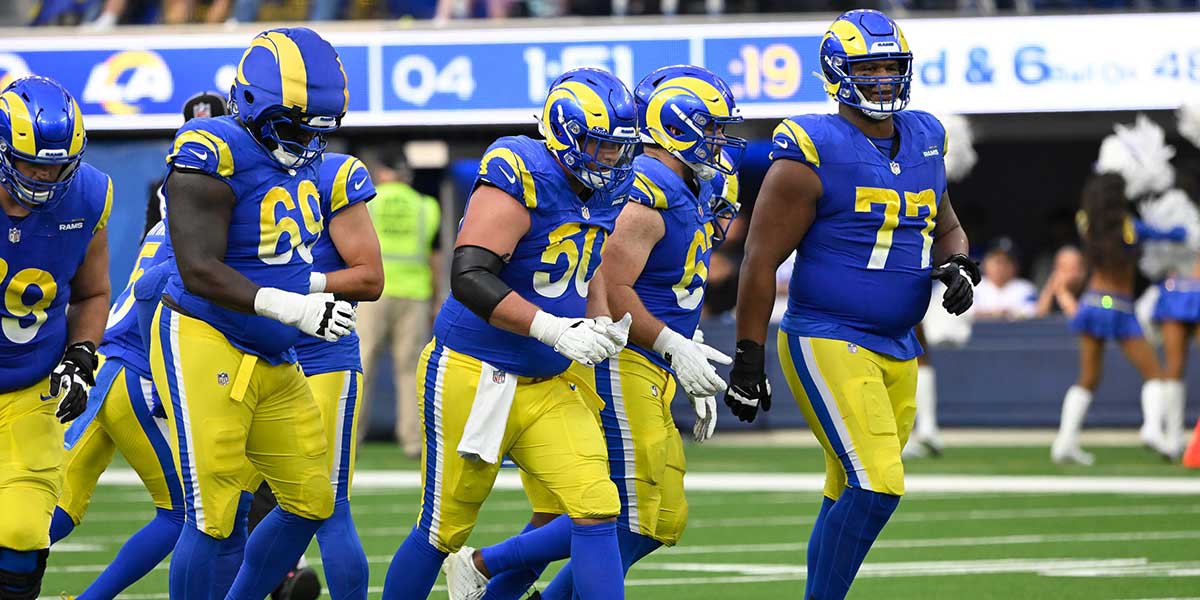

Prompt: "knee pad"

[0,548,47,600]
[872,451,906,496]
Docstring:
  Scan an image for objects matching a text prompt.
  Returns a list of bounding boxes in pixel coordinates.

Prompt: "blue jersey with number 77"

[771,110,948,360]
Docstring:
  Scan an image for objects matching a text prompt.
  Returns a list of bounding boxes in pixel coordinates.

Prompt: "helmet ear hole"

[243,90,254,104]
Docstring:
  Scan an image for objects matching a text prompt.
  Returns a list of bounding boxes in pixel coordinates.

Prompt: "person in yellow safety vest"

[356,150,442,458]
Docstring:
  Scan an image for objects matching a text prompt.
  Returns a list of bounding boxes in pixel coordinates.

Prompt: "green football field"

[42,438,1200,599]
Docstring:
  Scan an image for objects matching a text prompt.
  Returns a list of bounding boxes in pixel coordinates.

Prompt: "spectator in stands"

[973,239,1038,320]
[1035,245,1085,317]
[230,0,343,21]
[354,149,442,457]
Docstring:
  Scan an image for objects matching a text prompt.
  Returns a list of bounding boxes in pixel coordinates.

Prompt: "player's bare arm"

[167,170,260,312]
[932,192,969,264]
[66,228,110,347]
[326,201,384,301]
[598,201,665,345]
[451,183,536,335]
[585,267,612,318]
[735,159,821,345]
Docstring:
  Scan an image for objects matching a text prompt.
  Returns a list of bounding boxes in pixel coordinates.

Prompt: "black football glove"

[930,254,981,316]
[723,340,772,423]
[46,341,98,423]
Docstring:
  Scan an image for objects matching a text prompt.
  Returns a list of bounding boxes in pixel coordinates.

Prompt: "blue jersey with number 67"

[771,110,947,360]
[0,163,112,392]
[161,116,324,363]
[625,154,715,372]
[433,135,631,377]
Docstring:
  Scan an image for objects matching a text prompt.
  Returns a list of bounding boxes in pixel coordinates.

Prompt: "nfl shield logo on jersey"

[217,372,230,386]
[492,369,506,384]
[7,228,18,243]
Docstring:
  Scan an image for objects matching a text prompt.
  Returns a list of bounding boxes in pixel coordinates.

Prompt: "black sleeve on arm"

[451,245,513,320]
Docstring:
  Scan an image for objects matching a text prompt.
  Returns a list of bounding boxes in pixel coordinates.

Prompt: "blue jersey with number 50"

[626,154,715,371]
[771,111,947,360]
[0,163,112,392]
[434,135,631,377]
[101,220,170,379]
[162,116,323,363]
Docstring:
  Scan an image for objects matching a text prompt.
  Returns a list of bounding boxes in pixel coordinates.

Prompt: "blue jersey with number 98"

[162,116,323,363]
[0,163,112,392]
[625,154,715,372]
[771,110,948,360]
[434,135,631,377]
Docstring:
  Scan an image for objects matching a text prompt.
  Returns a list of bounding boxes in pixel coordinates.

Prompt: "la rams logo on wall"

[0,54,31,91]
[82,50,173,115]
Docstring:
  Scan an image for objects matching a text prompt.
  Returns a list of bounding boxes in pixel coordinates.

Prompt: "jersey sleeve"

[93,174,113,234]
[326,156,376,217]
[629,170,668,210]
[475,138,538,209]
[769,116,822,172]
[166,119,236,187]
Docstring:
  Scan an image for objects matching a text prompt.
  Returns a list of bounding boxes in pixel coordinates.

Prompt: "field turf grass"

[43,441,1200,599]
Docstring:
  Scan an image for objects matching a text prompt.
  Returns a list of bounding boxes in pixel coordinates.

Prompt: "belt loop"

[230,354,257,403]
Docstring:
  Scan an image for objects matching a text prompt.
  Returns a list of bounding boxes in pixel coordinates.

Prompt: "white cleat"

[1051,444,1095,466]
[1139,426,1174,460]
[444,546,489,600]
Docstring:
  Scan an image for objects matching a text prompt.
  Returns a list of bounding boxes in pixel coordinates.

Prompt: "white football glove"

[254,287,356,342]
[688,328,716,442]
[530,311,617,367]
[654,327,732,398]
[591,313,632,359]
[689,393,717,443]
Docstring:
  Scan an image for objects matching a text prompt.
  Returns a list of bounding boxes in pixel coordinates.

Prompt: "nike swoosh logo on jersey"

[777,138,789,149]
[188,148,209,161]
[497,164,517,184]
[354,177,366,190]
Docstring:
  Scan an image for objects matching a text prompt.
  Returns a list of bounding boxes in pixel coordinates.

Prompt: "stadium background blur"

[10,3,1200,597]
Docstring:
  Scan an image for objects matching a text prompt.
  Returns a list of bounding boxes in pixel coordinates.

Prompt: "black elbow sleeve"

[451,245,513,320]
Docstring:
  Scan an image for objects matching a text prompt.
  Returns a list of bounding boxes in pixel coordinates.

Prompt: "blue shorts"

[1154,278,1200,324]
[1071,293,1142,340]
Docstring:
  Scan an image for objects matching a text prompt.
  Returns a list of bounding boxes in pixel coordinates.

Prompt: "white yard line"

[90,470,1200,495]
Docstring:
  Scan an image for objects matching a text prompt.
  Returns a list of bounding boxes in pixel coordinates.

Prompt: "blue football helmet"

[0,76,86,212]
[635,65,745,181]
[708,150,741,246]
[820,9,912,119]
[230,27,348,169]
[539,68,640,193]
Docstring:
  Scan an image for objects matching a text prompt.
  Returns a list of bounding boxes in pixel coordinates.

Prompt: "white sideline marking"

[47,528,1200,574]
[92,469,1200,495]
[644,557,1200,579]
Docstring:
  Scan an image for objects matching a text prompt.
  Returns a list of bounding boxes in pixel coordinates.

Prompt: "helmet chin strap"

[666,148,717,181]
[271,146,303,169]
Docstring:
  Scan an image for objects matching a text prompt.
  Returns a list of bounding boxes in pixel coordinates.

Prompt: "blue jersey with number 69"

[161,116,324,363]
[771,110,948,360]
[0,163,112,392]
[433,135,631,377]
[625,154,715,372]
[101,220,170,379]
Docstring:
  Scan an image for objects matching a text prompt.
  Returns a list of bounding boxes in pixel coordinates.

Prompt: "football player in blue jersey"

[244,151,382,600]
[148,28,357,599]
[380,67,639,600]
[457,65,743,600]
[0,76,112,599]
[726,10,978,600]
[48,91,226,600]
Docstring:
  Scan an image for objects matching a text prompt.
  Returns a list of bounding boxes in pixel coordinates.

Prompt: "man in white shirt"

[973,241,1038,320]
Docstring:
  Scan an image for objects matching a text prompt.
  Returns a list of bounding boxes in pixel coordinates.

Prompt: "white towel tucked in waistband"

[457,361,518,464]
